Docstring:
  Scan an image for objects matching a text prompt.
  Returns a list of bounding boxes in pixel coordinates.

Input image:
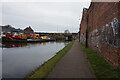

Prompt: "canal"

[2,41,69,78]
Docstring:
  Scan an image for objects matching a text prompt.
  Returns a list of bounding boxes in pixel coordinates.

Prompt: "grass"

[80,43,119,78]
[25,41,74,79]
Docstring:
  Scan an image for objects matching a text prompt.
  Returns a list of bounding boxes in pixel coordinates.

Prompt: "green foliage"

[80,43,119,78]
[25,41,74,79]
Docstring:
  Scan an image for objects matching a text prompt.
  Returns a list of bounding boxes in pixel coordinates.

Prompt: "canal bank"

[26,41,74,79]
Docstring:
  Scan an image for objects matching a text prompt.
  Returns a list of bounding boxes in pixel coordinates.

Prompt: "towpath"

[47,40,95,78]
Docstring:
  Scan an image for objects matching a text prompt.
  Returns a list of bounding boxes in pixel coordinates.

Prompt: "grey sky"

[1,2,91,33]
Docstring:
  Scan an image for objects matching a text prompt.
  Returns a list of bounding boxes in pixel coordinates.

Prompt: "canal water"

[1,41,69,78]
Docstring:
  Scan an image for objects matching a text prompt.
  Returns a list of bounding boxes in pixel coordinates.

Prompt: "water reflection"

[2,43,28,48]
[64,41,70,46]
[1,41,69,48]
[41,42,46,46]
[2,41,68,78]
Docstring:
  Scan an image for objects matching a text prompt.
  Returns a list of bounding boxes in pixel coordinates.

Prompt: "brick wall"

[80,2,120,69]
[80,8,88,44]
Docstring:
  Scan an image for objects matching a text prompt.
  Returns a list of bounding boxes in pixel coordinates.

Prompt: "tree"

[64,29,70,34]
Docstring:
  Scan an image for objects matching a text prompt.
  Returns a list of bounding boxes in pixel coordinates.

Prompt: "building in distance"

[24,26,34,34]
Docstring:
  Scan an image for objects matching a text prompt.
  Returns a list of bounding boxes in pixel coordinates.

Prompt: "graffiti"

[91,29,100,48]
[102,18,120,47]
[111,18,120,36]
[91,18,120,48]
[80,33,85,42]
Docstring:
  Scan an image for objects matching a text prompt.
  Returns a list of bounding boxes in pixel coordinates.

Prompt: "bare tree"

[64,29,70,34]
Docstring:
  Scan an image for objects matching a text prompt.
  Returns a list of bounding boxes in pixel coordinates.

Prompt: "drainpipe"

[85,15,89,48]
[79,31,80,42]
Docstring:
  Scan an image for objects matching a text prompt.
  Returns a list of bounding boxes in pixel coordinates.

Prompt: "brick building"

[79,8,88,44]
[80,2,120,69]
[24,26,34,34]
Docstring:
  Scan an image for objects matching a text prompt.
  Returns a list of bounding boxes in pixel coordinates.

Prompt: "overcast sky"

[0,1,91,33]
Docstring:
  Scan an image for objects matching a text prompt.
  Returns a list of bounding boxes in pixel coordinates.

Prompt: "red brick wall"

[80,8,88,44]
[80,2,120,69]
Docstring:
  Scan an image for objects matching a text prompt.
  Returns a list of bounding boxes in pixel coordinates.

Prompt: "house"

[24,26,34,34]
[0,25,15,33]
